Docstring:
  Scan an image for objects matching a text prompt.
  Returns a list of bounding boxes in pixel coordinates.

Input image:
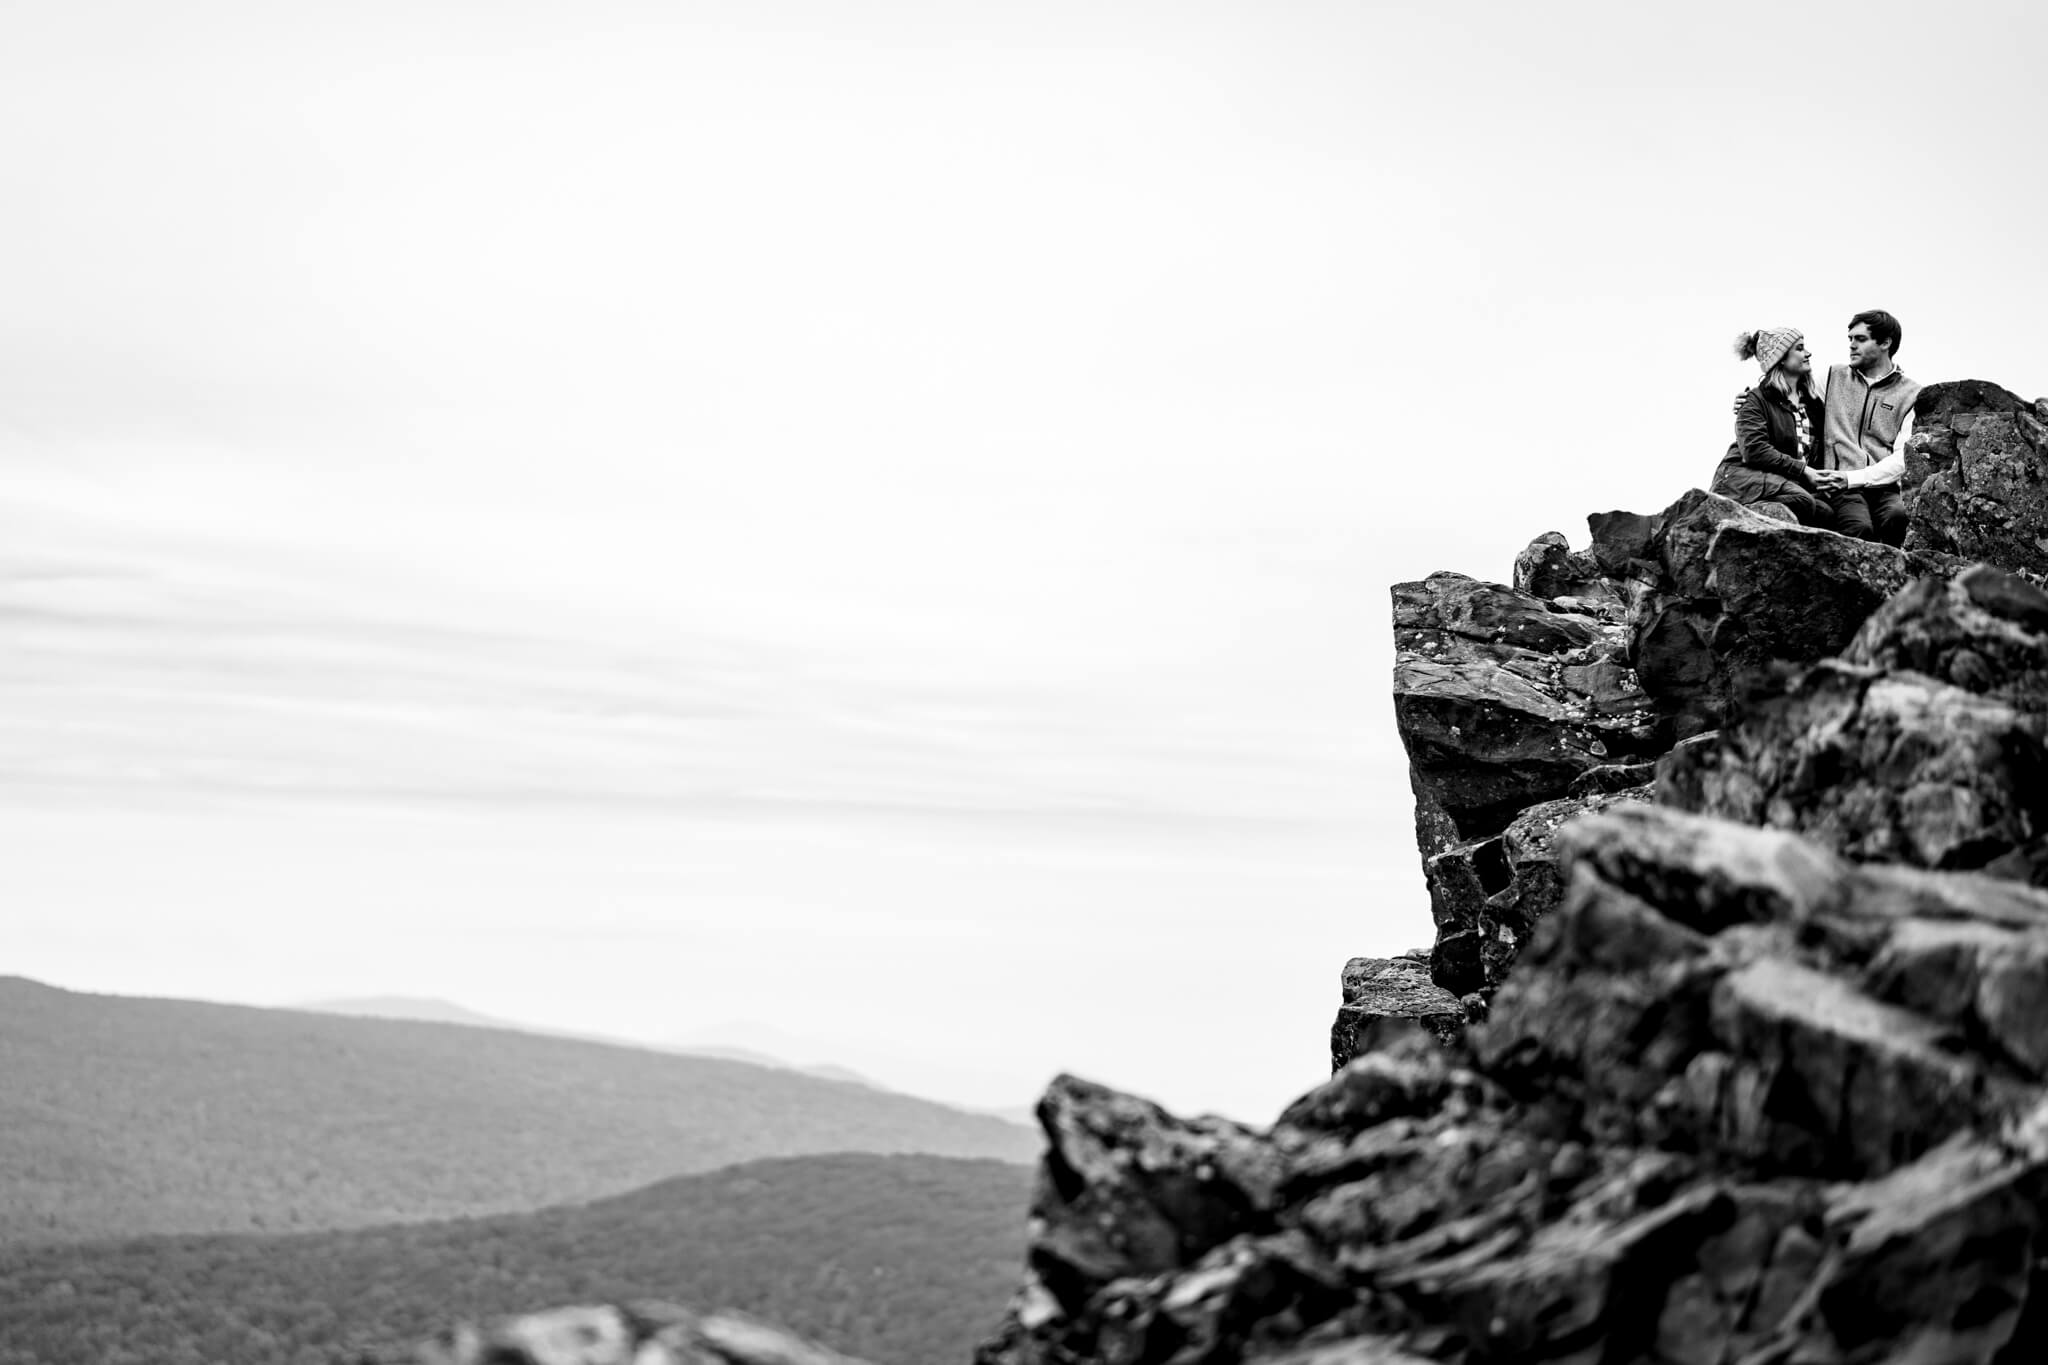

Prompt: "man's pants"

[1825,486,1908,547]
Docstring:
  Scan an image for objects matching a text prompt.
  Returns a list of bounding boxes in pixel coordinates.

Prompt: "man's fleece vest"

[1821,363,1921,472]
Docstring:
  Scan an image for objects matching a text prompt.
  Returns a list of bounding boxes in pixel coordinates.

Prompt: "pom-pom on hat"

[1734,326,1802,375]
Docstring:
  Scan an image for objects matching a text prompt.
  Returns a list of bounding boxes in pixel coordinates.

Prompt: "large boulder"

[1479,806,2048,1171]
[1841,562,2048,705]
[1905,381,2048,578]
[981,806,2048,1365]
[1023,1074,1290,1316]
[1661,565,2048,882]
[1420,785,1649,1000]
[1658,659,2047,873]
[1327,954,1463,1072]
[1383,552,1663,1050]
[1602,489,1917,739]
[1511,530,1619,608]
[1391,571,1659,861]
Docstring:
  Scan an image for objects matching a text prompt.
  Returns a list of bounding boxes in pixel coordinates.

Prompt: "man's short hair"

[1850,309,1903,359]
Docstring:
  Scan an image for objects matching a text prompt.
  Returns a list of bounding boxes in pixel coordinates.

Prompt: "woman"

[1710,326,1834,527]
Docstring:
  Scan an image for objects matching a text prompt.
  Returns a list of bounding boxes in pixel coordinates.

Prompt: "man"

[1810,310,1920,546]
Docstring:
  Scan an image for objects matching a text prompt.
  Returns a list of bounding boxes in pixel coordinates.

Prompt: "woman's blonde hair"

[1761,360,1820,405]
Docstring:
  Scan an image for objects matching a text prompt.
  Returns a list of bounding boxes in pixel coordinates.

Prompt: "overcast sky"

[3,0,2044,1123]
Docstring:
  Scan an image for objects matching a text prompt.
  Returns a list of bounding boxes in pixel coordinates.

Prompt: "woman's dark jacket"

[1714,384,1824,495]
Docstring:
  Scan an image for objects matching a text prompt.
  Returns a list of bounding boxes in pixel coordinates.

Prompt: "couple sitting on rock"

[1710,309,1918,545]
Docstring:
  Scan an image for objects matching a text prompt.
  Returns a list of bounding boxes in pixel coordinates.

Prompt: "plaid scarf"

[1792,398,1814,460]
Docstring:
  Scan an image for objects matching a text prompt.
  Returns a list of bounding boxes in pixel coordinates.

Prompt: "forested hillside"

[0,1152,1033,1365]
[0,977,1038,1242]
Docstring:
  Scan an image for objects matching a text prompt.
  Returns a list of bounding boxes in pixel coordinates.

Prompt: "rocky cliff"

[1346,379,2048,1055]
[367,380,2048,1365]
[973,379,2048,1364]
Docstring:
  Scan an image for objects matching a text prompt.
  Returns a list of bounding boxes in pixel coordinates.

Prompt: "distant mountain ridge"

[0,976,1038,1244]
[297,995,888,1088]
[297,995,513,1029]
[0,1151,1032,1365]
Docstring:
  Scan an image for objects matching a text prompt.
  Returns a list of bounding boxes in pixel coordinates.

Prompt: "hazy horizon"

[5,0,2045,1123]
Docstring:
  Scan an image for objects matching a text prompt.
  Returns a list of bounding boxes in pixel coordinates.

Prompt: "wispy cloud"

[0,502,1362,833]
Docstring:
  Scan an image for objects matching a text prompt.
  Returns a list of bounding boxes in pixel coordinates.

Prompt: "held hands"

[1729,387,1843,492]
